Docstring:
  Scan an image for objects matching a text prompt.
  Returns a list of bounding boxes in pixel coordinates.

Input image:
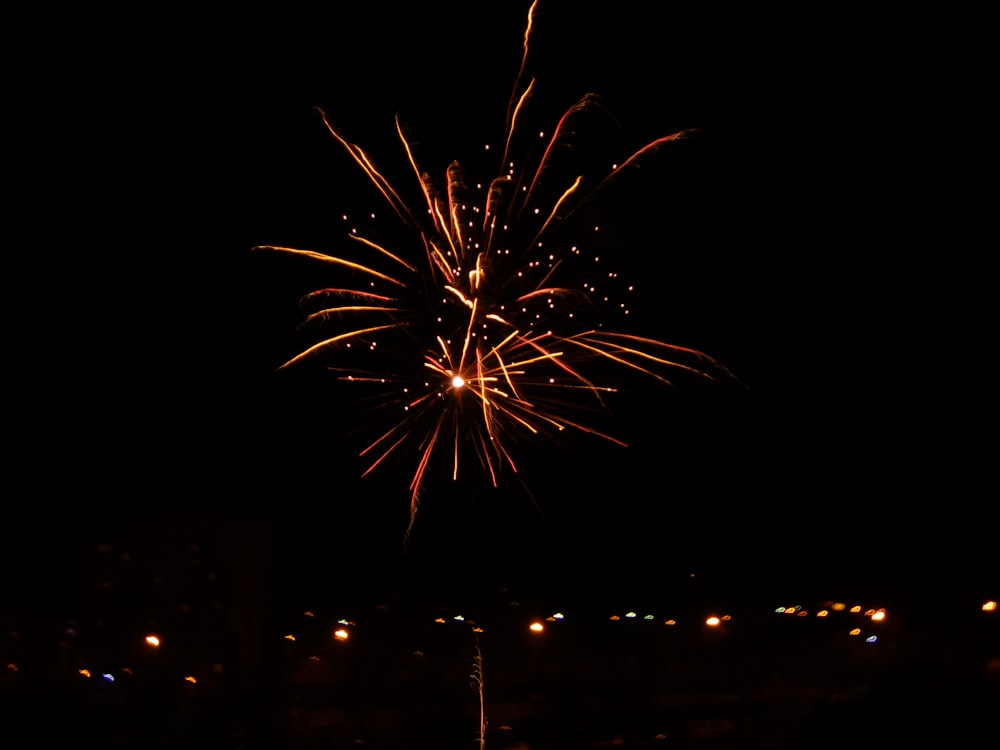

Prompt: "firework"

[253,1,736,536]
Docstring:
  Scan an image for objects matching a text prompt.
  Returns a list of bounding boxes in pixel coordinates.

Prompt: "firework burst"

[254,1,737,536]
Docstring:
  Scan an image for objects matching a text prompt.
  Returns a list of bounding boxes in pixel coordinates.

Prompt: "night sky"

[11,2,990,612]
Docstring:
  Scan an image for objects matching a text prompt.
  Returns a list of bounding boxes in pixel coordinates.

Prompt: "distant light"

[6,663,16,672]
[333,629,349,641]
[452,376,465,389]
[849,628,861,636]
[983,601,997,612]
[145,635,160,648]
[705,616,721,627]
[775,607,786,614]
[609,615,620,621]
[101,673,114,683]
[831,602,846,611]
[184,675,197,684]
[529,622,544,633]
[865,636,878,643]
[817,610,829,617]
[664,619,676,626]
[850,606,862,613]
[472,627,483,633]
[434,618,446,624]
[625,612,637,619]
[284,634,296,641]
[551,612,565,620]
[864,609,876,617]
[79,669,91,678]
[303,611,314,618]
[643,615,655,620]
[871,609,886,622]
[721,615,732,621]
[453,615,465,621]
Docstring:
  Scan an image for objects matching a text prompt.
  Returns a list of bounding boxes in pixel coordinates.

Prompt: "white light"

[452,376,465,389]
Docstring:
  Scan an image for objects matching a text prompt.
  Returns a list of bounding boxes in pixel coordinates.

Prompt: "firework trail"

[471,634,486,750]
[254,1,737,537]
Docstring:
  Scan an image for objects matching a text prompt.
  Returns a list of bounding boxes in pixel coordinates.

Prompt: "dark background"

[10,1,991,611]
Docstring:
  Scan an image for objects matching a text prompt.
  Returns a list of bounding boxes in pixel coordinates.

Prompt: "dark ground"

[2,563,997,748]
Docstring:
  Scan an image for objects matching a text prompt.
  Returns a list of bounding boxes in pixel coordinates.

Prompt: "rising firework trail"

[254,1,738,537]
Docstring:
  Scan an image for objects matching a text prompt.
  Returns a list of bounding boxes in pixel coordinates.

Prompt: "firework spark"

[254,1,736,536]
